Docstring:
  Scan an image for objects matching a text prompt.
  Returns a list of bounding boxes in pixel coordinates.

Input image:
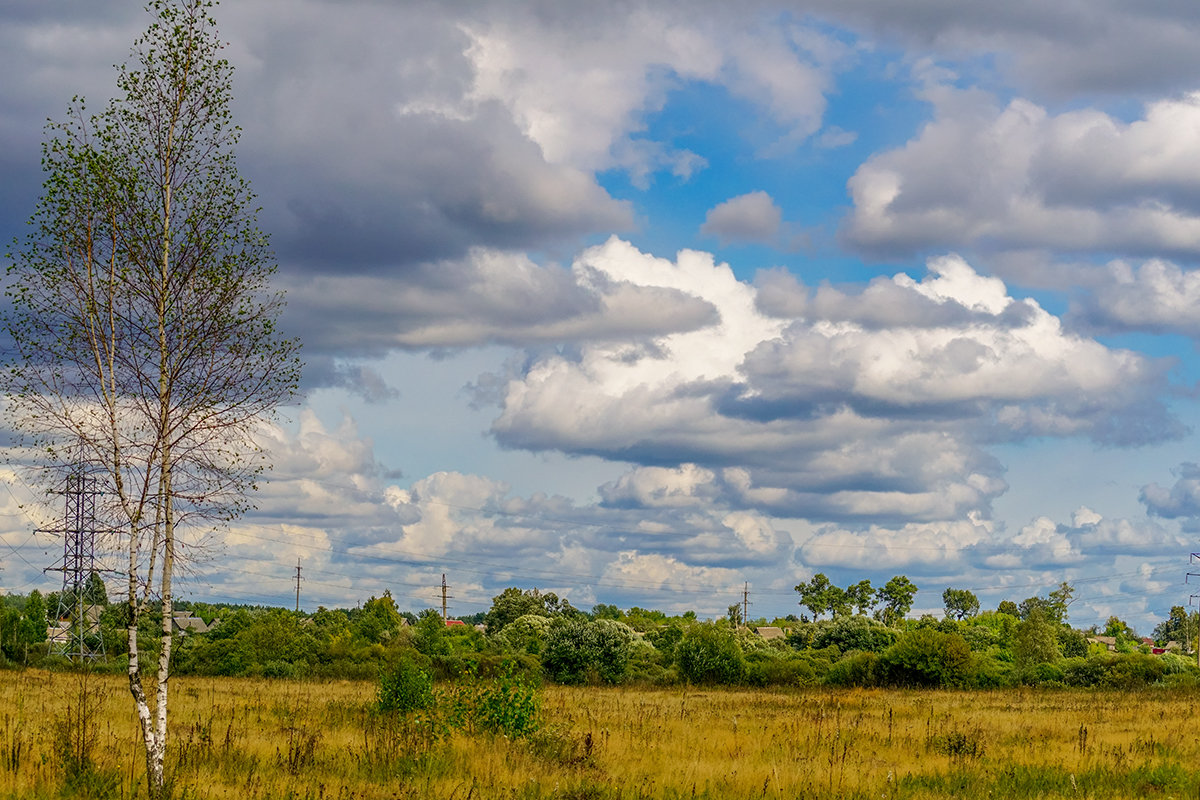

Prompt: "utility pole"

[440,574,453,621]
[1187,553,1200,666]
[294,557,303,612]
[40,470,108,662]
[742,582,750,630]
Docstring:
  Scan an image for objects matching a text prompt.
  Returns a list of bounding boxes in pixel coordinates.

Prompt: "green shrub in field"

[824,651,878,687]
[377,657,434,713]
[1018,661,1065,686]
[445,665,541,738]
[1102,652,1165,688]
[878,628,972,687]
[496,614,553,655]
[541,618,635,684]
[812,615,896,653]
[743,651,817,686]
[969,652,1015,687]
[675,623,745,685]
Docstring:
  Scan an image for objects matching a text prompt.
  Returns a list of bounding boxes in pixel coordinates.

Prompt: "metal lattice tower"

[40,472,106,662]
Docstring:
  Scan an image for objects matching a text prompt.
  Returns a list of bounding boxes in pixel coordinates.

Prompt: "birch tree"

[4,1,300,795]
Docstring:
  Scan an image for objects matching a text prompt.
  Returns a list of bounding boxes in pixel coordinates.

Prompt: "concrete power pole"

[441,574,453,621]
[294,557,302,612]
[742,582,750,629]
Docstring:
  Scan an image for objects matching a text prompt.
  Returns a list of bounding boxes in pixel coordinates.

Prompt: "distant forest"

[2,575,1196,689]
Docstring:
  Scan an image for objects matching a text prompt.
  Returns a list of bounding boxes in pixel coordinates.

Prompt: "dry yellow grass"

[2,669,1199,799]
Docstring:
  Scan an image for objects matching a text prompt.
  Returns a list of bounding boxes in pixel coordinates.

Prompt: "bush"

[377,657,434,714]
[811,615,896,654]
[1062,653,1168,688]
[675,624,745,685]
[446,665,541,738]
[497,614,552,655]
[824,651,878,687]
[541,618,634,685]
[1018,661,1065,686]
[879,629,972,687]
[743,652,817,687]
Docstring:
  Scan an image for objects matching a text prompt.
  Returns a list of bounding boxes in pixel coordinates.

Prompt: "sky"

[4,0,1200,631]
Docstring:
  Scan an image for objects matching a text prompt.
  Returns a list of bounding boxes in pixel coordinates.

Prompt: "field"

[3,669,1200,799]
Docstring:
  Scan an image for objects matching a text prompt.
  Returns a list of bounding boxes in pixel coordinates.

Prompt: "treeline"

[3,579,1198,690]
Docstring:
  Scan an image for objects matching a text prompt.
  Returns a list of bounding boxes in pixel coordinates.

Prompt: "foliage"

[742,650,818,687]
[484,587,577,635]
[878,628,973,687]
[444,664,541,738]
[0,592,48,665]
[942,587,980,620]
[377,657,435,714]
[1019,582,1075,625]
[823,650,879,687]
[675,623,745,684]
[845,580,875,615]
[1153,605,1195,651]
[413,609,449,657]
[4,1,300,795]
[1012,609,1060,669]
[810,614,896,653]
[541,618,634,685]
[875,576,918,626]
[794,573,849,620]
[355,592,406,643]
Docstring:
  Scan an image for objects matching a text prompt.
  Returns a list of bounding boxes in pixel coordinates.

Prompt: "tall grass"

[3,670,1200,799]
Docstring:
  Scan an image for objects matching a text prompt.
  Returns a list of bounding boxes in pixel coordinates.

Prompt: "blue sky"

[5,1,1200,631]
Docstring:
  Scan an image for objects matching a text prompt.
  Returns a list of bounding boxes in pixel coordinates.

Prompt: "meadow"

[3,669,1200,799]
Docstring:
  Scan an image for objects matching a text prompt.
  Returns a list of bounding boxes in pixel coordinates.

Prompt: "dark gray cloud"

[805,0,1200,100]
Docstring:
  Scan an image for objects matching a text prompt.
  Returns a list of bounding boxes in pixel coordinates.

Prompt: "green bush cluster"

[10,584,1199,693]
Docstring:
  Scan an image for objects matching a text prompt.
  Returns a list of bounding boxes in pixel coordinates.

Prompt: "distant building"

[755,626,786,641]
[171,612,218,635]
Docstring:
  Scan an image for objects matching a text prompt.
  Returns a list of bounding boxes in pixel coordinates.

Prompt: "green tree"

[874,576,918,627]
[354,592,405,644]
[3,3,299,794]
[413,609,449,657]
[846,580,875,616]
[675,623,746,684]
[1153,605,1197,653]
[542,618,635,685]
[82,572,109,606]
[795,573,832,620]
[942,587,980,620]
[1019,582,1075,625]
[1013,609,1060,669]
[795,573,850,620]
[879,628,972,687]
[997,600,1019,617]
[484,587,574,635]
[811,614,897,653]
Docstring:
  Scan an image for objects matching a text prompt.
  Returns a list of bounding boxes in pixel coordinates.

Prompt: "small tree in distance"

[3,2,300,796]
[942,587,980,620]
[875,576,918,627]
